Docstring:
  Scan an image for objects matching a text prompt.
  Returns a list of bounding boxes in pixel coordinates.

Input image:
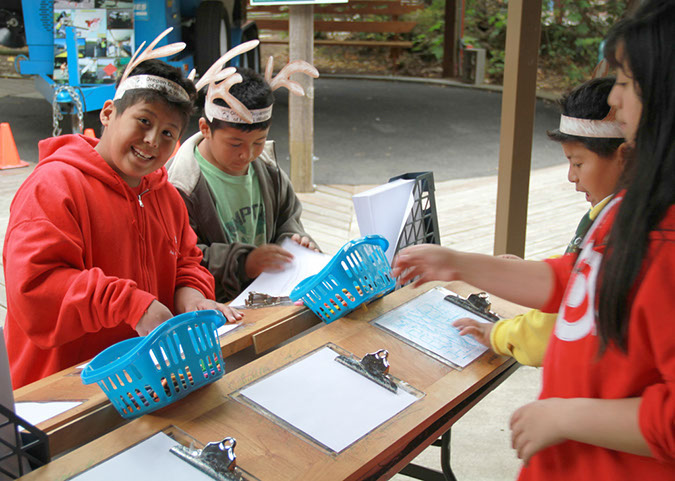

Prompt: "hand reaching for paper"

[245,244,294,279]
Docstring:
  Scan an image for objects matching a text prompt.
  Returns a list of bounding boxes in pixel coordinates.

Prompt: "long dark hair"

[598,0,675,351]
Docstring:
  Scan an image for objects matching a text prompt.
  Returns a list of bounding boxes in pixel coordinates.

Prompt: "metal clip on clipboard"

[170,437,255,481]
[335,349,398,393]
[444,292,500,322]
[232,291,295,309]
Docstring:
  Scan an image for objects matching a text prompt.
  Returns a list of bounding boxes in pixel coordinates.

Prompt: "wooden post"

[289,5,314,193]
[442,0,459,78]
[493,0,542,257]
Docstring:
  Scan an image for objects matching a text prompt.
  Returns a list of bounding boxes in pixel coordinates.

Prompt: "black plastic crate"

[388,171,441,256]
[0,403,50,479]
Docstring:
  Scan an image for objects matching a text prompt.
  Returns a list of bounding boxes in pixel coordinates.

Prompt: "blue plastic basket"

[290,235,396,323]
[81,310,227,419]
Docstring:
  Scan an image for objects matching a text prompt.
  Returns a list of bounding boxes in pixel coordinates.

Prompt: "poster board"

[53,1,134,84]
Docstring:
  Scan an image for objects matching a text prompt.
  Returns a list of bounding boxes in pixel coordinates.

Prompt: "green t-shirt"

[195,146,266,245]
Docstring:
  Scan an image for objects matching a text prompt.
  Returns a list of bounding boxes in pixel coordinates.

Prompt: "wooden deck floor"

[298,162,586,260]
[1,162,585,326]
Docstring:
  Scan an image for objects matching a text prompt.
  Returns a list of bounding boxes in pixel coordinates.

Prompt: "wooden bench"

[245,0,424,67]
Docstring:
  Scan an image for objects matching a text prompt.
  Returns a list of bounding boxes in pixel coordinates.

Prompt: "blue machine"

[17,0,260,134]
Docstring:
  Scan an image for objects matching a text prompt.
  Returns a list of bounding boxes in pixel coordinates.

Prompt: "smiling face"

[96,99,183,187]
[563,141,625,207]
[198,118,269,176]
[607,46,643,144]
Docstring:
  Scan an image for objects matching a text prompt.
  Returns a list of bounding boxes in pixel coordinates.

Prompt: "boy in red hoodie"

[3,39,241,389]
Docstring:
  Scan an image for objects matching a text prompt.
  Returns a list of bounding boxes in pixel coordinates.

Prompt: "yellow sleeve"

[489,309,557,367]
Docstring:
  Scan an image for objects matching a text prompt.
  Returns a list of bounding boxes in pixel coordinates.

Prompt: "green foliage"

[405,0,628,89]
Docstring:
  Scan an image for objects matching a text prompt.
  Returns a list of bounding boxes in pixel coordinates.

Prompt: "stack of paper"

[352,178,415,264]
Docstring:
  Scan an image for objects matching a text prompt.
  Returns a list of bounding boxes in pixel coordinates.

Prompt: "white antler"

[119,27,185,84]
[194,40,260,92]
[205,74,252,123]
[269,60,319,96]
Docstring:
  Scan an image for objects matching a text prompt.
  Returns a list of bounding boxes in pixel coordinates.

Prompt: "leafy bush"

[405,0,627,89]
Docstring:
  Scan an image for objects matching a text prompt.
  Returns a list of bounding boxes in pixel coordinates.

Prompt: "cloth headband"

[204,102,273,124]
[113,74,190,102]
[559,114,623,138]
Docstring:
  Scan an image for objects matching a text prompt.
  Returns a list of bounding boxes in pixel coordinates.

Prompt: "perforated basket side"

[84,312,226,419]
[296,238,395,323]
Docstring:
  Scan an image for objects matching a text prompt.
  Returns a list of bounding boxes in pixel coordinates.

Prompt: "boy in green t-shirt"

[168,49,320,302]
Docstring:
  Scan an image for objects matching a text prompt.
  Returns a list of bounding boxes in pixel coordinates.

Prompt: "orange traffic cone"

[84,128,96,139]
[0,122,29,170]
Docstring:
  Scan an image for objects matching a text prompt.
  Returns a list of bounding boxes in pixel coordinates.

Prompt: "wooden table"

[12,305,318,456]
[19,281,525,480]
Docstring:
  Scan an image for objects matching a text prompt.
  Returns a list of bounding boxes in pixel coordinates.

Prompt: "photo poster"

[53,1,134,84]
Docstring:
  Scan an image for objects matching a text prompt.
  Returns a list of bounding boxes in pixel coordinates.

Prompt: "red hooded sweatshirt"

[519,196,675,480]
[3,135,215,388]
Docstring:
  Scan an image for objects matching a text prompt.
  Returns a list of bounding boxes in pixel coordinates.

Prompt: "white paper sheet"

[372,287,489,368]
[239,345,419,453]
[71,432,214,480]
[216,322,241,338]
[230,238,330,307]
[353,179,415,264]
[14,401,83,427]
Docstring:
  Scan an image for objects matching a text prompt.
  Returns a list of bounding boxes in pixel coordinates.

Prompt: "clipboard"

[69,426,260,481]
[231,343,424,455]
[371,287,500,370]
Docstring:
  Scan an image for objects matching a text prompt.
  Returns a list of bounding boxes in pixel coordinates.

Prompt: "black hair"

[546,77,624,157]
[597,0,675,352]
[113,59,197,132]
[203,67,275,133]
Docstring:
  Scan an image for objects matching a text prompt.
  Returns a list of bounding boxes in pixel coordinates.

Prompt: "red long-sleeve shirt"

[3,135,215,388]
[519,196,675,480]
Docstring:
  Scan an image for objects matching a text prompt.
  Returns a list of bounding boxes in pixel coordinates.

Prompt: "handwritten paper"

[238,345,420,453]
[372,287,489,369]
[230,238,330,307]
[71,432,214,480]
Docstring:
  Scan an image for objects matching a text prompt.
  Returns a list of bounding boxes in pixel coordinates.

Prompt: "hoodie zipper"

[138,188,150,207]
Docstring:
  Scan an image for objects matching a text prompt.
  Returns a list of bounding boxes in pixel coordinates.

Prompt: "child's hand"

[188,299,244,324]
[510,398,566,465]
[391,244,461,287]
[135,300,173,336]
[452,317,494,347]
[291,233,320,252]
[174,286,243,323]
[245,244,294,278]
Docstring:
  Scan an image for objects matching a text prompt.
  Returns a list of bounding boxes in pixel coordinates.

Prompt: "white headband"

[559,114,624,138]
[113,74,190,102]
[205,102,273,123]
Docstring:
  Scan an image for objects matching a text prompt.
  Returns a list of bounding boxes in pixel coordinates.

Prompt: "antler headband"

[113,27,190,102]
[559,107,623,139]
[199,44,319,124]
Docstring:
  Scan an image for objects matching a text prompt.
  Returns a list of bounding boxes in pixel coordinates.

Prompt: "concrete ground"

[0,75,571,480]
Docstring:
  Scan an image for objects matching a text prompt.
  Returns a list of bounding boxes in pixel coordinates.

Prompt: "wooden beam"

[493,0,542,257]
[288,5,315,193]
[442,0,459,78]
